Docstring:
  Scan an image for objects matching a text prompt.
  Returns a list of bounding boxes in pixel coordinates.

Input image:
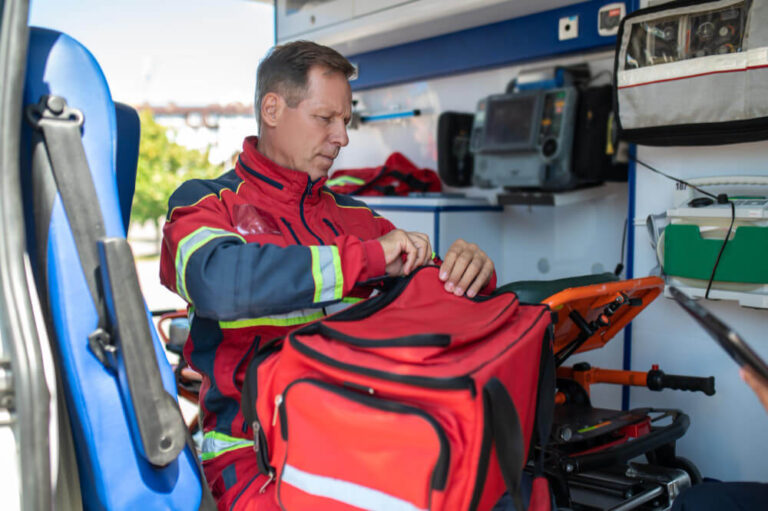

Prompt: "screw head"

[46,96,65,115]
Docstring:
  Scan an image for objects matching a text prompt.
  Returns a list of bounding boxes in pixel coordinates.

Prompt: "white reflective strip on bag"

[617,47,767,89]
[281,464,428,511]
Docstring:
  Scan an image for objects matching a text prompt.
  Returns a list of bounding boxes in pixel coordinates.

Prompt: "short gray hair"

[255,41,355,124]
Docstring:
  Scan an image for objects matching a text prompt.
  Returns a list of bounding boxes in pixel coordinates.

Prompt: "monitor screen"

[483,95,537,148]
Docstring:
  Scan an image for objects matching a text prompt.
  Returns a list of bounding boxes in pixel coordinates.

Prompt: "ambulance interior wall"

[332,51,628,412]
[332,48,768,481]
[630,143,768,482]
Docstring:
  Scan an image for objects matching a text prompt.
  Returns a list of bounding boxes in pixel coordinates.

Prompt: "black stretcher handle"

[647,369,716,396]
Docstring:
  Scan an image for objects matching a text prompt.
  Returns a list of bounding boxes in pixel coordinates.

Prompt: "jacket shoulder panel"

[321,187,382,218]
[167,170,243,220]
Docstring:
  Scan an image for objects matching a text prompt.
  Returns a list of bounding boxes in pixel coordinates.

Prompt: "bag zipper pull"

[252,421,261,453]
[259,470,275,494]
[272,394,283,426]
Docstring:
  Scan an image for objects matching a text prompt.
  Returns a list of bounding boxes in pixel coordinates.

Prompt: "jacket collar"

[236,135,327,204]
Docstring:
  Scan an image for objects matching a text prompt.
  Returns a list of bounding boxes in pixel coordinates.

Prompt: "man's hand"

[439,239,494,298]
[741,367,768,414]
[378,229,432,277]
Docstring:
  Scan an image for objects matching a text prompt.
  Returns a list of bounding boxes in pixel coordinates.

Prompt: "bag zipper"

[304,321,451,348]
[288,333,477,396]
[277,378,451,491]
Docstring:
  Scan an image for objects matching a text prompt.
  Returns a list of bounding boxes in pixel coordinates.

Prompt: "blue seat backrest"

[22,27,206,510]
[115,102,140,229]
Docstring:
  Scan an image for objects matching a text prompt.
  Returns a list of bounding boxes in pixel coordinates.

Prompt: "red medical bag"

[327,152,442,196]
[243,266,554,510]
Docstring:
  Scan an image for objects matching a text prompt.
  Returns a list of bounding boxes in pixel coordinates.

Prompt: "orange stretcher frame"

[544,276,664,356]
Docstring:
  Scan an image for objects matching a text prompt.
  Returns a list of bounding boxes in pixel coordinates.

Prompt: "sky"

[28,0,275,106]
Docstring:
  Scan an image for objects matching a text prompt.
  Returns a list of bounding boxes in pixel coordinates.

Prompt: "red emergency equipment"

[243,266,554,511]
[327,152,442,196]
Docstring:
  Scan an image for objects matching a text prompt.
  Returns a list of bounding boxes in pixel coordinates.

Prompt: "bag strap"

[485,377,526,511]
[349,165,389,195]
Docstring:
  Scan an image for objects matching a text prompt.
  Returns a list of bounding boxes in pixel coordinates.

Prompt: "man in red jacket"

[160,41,495,509]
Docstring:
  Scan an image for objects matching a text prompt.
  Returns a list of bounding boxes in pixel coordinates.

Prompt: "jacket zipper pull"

[272,394,283,426]
[306,179,313,197]
[259,470,275,493]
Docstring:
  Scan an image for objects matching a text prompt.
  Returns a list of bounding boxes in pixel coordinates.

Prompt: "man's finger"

[401,235,418,275]
[447,251,473,290]
[466,259,494,298]
[440,250,458,285]
[454,256,483,296]
[408,232,432,267]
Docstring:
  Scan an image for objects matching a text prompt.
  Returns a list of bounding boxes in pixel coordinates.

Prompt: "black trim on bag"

[278,378,451,491]
[619,117,768,146]
[288,300,549,400]
[468,391,494,511]
[288,334,477,396]
[301,322,451,348]
[320,265,516,325]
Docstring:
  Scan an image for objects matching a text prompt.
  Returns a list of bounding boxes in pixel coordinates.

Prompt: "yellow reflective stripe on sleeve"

[331,246,343,301]
[175,227,245,302]
[341,296,364,304]
[219,308,325,329]
[200,431,254,461]
[310,246,323,302]
[309,245,343,303]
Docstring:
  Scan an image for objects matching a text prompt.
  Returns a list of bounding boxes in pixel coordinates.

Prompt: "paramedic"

[670,367,768,510]
[160,40,495,508]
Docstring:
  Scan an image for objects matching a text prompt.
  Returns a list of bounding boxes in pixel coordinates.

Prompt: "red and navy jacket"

[160,136,394,466]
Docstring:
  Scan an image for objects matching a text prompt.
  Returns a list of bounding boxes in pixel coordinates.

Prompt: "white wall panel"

[631,142,768,481]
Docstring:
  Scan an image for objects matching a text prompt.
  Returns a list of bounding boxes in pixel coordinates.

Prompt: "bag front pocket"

[275,379,450,511]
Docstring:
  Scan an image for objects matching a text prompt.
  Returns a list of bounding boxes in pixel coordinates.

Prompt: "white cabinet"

[276,0,413,40]
[276,0,584,55]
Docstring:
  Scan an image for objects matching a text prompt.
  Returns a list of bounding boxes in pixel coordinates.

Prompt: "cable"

[704,201,736,299]
[614,217,628,276]
[630,155,735,300]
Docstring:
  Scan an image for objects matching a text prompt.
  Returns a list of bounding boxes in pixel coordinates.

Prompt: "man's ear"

[260,92,284,128]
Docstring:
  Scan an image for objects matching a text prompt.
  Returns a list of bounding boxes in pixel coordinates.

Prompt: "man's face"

[268,66,352,180]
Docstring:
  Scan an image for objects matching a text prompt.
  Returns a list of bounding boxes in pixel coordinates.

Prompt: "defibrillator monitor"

[470,87,578,190]
[482,93,540,150]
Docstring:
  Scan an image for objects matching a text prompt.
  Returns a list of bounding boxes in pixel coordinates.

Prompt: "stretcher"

[499,273,714,510]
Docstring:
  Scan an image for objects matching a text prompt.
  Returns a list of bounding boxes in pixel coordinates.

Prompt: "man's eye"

[316,115,331,123]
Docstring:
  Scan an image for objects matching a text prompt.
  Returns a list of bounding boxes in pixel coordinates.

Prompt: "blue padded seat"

[22,27,207,509]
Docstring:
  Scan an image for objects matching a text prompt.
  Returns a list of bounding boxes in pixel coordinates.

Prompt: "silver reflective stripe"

[281,464,428,511]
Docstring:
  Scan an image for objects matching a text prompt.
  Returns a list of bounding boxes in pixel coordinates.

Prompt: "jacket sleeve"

[160,187,386,321]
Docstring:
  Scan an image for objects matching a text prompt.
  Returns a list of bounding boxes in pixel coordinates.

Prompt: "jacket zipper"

[301,177,325,244]
[277,378,451,491]
[288,333,476,396]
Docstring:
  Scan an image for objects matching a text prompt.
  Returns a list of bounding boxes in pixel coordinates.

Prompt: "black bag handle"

[485,377,526,511]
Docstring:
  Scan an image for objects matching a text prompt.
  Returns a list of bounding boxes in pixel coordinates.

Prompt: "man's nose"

[330,119,349,147]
